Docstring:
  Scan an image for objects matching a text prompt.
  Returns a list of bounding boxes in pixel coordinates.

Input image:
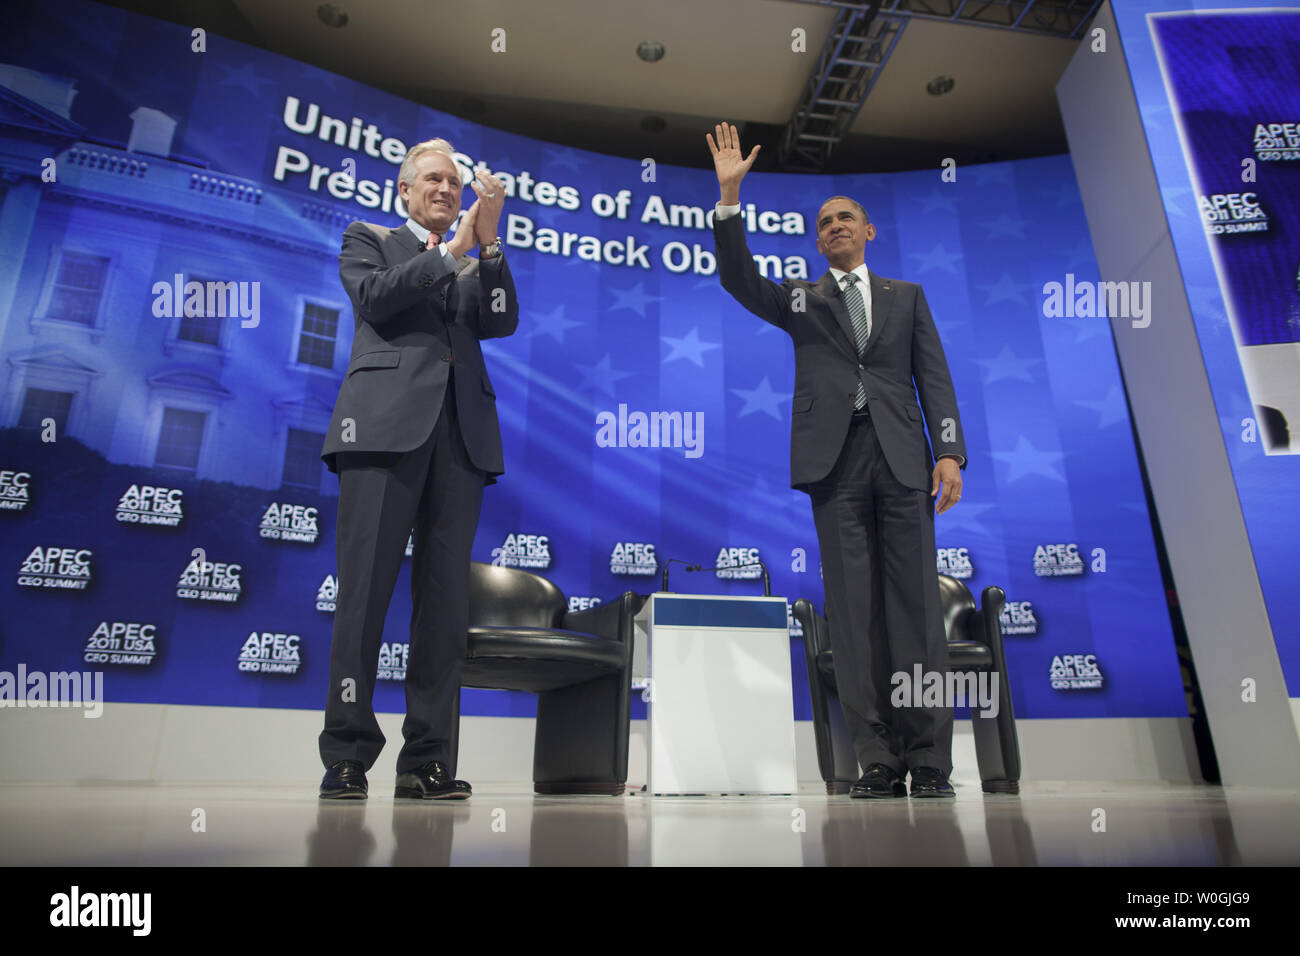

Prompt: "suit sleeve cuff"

[416,243,455,289]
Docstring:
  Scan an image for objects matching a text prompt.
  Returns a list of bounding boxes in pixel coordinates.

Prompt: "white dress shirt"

[405,217,454,261]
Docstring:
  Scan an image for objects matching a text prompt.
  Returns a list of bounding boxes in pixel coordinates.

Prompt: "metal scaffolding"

[778,2,904,172]
[775,0,1103,171]
[788,0,1104,38]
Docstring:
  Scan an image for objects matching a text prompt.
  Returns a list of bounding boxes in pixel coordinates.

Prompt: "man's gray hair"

[399,138,457,186]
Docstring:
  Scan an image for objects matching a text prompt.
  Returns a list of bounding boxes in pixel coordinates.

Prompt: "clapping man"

[318,139,518,800]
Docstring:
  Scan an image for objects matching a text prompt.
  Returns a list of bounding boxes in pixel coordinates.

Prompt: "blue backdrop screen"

[1114,0,1300,695]
[0,0,1187,721]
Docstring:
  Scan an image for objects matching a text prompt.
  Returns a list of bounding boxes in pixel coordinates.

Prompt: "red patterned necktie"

[425,233,440,250]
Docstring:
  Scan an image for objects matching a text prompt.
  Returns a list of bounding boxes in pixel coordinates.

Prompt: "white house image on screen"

[0,63,357,493]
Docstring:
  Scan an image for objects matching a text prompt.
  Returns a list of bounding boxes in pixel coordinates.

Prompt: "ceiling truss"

[776,0,1103,170]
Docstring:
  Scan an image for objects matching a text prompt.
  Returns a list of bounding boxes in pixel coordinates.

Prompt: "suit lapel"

[862,272,893,358]
[816,272,860,362]
[390,222,423,261]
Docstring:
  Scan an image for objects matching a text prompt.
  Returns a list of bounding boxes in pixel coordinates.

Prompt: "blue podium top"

[648,594,788,630]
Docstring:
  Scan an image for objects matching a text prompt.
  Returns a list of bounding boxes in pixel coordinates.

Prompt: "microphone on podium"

[684,559,771,596]
[659,557,697,593]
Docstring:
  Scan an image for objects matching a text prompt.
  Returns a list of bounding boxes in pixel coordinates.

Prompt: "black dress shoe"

[394,761,472,800]
[850,763,907,799]
[909,766,956,798]
[320,759,368,799]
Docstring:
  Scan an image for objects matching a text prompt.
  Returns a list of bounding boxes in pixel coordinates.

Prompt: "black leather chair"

[792,575,1021,794]
[448,562,643,795]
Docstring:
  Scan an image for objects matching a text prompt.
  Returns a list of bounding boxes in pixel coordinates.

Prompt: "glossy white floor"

[2,780,1297,866]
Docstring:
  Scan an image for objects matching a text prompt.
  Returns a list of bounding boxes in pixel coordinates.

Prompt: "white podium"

[633,593,798,795]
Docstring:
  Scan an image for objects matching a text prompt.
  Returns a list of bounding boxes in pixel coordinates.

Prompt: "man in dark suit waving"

[317,138,517,800]
[708,124,966,798]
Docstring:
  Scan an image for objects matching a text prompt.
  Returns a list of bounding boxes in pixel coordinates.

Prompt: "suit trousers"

[809,413,953,776]
[319,368,485,775]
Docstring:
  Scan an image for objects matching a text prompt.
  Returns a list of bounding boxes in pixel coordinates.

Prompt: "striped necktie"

[841,273,870,410]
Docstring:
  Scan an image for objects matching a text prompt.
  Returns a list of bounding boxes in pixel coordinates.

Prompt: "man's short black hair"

[818,196,870,225]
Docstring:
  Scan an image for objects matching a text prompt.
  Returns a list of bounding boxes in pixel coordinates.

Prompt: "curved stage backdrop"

[1114,0,1300,700]
[0,0,1186,723]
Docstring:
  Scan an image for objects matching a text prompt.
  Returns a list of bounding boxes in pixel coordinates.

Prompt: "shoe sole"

[910,790,956,798]
[850,789,907,799]
[394,786,471,800]
[319,790,367,800]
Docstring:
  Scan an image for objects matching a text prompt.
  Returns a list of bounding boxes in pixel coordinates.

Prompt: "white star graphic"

[576,354,635,396]
[731,376,789,420]
[975,345,1042,385]
[934,500,998,536]
[528,305,583,344]
[609,282,662,317]
[976,274,1033,306]
[661,328,722,366]
[981,214,1030,240]
[991,435,1067,483]
[909,243,963,274]
[1075,385,1129,428]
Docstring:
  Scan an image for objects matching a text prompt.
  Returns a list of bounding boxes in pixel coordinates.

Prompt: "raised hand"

[446,200,479,258]
[706,123,761,204]
[469,169,505,244]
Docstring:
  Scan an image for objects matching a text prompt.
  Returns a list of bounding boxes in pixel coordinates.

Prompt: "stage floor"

[2,780,1298,866]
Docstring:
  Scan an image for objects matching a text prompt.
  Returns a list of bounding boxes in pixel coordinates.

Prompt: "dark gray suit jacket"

[714,212,965,493]
[321,221,519,478]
